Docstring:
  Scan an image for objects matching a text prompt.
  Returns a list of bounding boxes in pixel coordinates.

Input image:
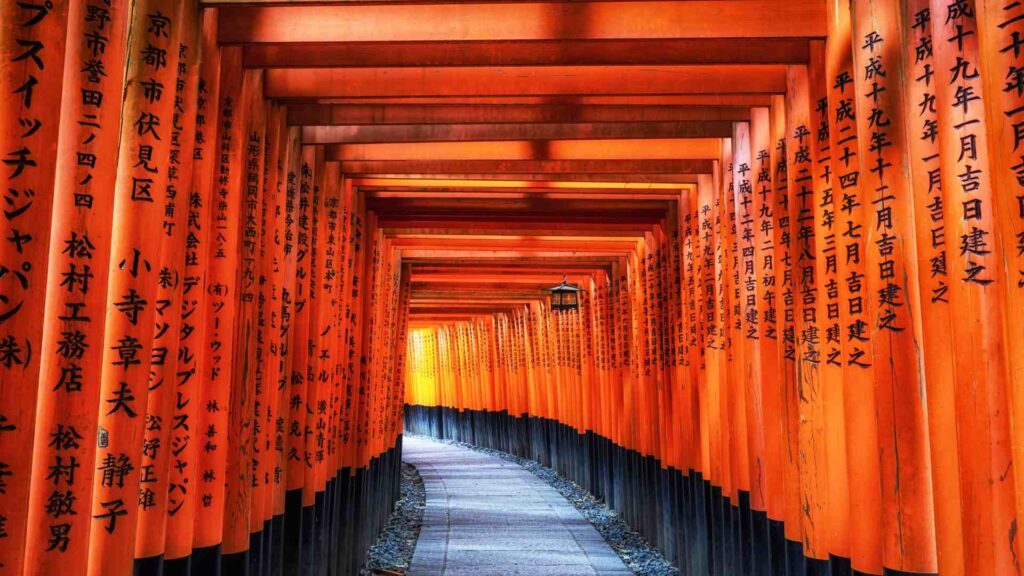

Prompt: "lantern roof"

[546,276,583,293]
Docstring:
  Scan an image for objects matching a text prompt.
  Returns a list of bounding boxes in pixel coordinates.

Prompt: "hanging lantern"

[546,276,584,312]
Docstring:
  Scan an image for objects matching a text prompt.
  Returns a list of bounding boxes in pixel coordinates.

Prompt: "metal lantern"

[546,276,583,312]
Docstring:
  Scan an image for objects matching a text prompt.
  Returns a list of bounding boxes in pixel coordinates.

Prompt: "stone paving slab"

[404,436,632,576]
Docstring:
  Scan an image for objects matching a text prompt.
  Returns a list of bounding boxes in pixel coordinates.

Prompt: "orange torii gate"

[2,2,1024,576]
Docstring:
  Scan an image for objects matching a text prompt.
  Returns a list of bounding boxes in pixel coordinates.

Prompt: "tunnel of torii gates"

[3,1,1024,576]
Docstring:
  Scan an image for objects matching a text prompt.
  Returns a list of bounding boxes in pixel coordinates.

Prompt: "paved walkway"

[404,436,632,576]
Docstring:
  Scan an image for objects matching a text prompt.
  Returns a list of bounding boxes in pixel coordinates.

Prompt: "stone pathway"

[403,436,632,576]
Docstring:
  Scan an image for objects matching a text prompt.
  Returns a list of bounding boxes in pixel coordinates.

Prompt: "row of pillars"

[0,2,409,575]
[403,1,1024,575]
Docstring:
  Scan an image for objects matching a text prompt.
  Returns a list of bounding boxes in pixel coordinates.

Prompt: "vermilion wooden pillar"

[329,175,355,575]
[221,67,266,573]
[134,3,201,571]
[86,2,183,573]
[0,2,69,571]
[164,9,220,573]
[248,101,284,575]
[975,0,1024,560]
[283,144,314,573]
[339,180,365,477]
[735,116,769,572]
[826,2,883,575]
[724,134,748,575]
[301,145,325,571]
[929,1,1020,574]
[768,94,799,576]
[354,212,379,486]
[728,125,753,567]
[850,1,938,573]
[749,106,783,571]
[808,39,852,574]
[785,60,830,574]
[22,2,125,574]
[712,144,732,563]
[308,160,340,573]
[193,43,247,573]
[692,173,714,574]
[330,171,347,575]
[694,172,713,515]
[900,2,965,575]
[270,124,301,576]
[677,191,699,486]
[254,104,291,575]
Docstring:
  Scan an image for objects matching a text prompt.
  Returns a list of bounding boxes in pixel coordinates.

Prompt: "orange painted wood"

[776,91,804,552]
[826,2,883,573]
[217,2,826,44]
[305,95,774,106]
[747,108,772,517]
[694,174,713,483]
[302,122,735,145]
[785,62,830,562]
[677,193,700,475]
[809,40,852,565]
[243,38,809,68]
[3,1,1024,572]
[259,106,291,526]
[338,161,712,178]
[220,72,265,556]
[287,145,316,503]
[133,1,201,562]
[768,96,797,534]
[900,2,965,574]
[249,103,285,539]
[718,137,740,503]
[360,174,702,184]
[314,172,336,496]
[928,1,1020,573]
[164,9,221,562]
[287,104,753,126]
[20,0,123,572]
[83,2,184,573]
[263,66,787,99]
[330,139,721,162]
[161,5,218,561]
[730,123,755,505]
[353,214,380,470]
[0,1,69,571]
[975,1,1024,566]
[272,126,302,517]
[193,44,247,554]
[337,179,358,472]
[850,1,938,572]
[301,149,322,492]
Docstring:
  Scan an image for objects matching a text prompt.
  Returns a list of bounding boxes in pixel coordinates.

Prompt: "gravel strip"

[360,461,426,575]
[406,433,678,576]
